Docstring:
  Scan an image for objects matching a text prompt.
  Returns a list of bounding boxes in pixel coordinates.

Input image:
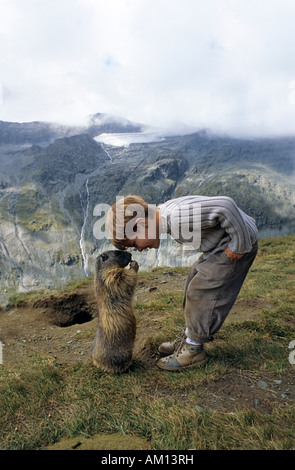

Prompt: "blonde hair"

[106,195,157,250]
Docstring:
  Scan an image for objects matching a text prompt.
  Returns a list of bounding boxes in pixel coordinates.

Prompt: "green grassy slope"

[0,234,295,450]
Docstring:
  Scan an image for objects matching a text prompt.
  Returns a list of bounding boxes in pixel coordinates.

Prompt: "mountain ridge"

[0,113,143,146]
[0,114,295,305]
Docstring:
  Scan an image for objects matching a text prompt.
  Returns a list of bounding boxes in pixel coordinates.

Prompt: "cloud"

[1,0,295,136]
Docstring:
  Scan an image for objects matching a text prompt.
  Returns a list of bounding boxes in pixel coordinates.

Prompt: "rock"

[194,405,204,413]
[43,432,151,450]
[258,380,269,389]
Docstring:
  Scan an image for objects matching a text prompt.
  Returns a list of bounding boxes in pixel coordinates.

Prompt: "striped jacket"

[158,196,258,256]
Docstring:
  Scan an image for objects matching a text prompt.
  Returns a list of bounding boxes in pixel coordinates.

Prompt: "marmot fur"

[92,250,139,373]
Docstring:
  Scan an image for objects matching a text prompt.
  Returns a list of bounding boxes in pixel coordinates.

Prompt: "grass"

[7,276,93,308]
[1,234,295,450]
[15,184,69,232]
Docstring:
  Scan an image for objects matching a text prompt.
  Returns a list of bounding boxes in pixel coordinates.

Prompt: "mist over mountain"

[0,114,294,306]
[0,113,143,146]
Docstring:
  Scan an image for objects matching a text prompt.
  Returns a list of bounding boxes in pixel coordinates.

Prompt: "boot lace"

[164,327,186,361]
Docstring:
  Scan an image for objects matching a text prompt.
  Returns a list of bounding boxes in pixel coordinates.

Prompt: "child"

[106,194,258,371]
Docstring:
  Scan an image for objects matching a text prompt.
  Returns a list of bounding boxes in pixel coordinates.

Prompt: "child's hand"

[224,246,245,260]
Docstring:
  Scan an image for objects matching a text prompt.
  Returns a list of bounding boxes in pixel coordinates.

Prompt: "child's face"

[124,217,160,252]
[126,236,159,252]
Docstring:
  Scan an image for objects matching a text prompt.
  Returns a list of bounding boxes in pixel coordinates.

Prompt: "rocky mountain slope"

[0,115,295,305]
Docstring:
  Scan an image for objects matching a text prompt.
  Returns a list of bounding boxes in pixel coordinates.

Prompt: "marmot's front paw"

[129,260,139,272]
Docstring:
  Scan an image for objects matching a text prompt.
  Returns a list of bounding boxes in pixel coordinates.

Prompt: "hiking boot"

[157,342,208,371]
[158,329,186,356]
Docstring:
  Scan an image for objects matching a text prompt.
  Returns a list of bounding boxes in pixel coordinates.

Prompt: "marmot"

[92,250,139,373]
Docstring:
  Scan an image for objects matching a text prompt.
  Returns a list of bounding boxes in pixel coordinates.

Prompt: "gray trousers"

[182,242,258,344]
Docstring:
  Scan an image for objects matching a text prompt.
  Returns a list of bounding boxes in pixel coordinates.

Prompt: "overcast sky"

[1,0,295,136]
